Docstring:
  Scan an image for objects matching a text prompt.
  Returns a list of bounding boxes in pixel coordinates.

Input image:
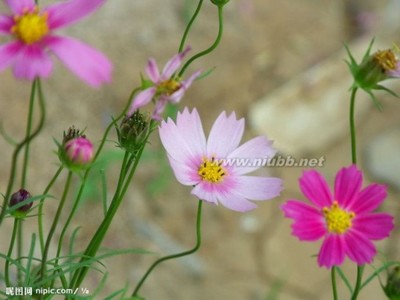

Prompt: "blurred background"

[1,0,400,299]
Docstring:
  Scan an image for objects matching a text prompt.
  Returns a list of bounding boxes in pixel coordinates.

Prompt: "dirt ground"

[0,0,399,299]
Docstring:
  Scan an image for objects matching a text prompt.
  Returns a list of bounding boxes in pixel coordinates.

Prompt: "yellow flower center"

[11,7,49,45]
[373,49,398,72]
[198,157,227,183]
[157,79,181,96]
[323,201,355,234]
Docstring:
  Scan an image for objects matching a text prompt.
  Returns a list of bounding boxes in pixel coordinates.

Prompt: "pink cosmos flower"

[159,107,283,212]
[128,47,200,120]
[0,0,112,87]
[281,165,394,268]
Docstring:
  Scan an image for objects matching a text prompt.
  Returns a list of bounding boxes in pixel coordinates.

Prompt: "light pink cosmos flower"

[281,165,394,268]
[128,47,200,120]
[159,107,283,212]
[0,0,112,87]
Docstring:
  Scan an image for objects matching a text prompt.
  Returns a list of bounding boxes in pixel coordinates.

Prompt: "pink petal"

[128,87,156,116]
[13,45,53,80]
[5,0,35,14]
[145,58,160,83]
[45,35,112,87]
[353,213,394,240]
[45,0,105,30]
[299,170,332,208]
[207,111,244,158]
[0,41,22,71]
[227,136,276,175]
[168,70,201,104]
[217,190,258,212]
[167,155,201,186]
[191,182,219,205]
[318,234,346,268]
[235,176,282,200]
[334,165,362,209]
[0,15,13,35]
[159,110,205,164]
[151,97,168,120]
[344,230,376,265]
[281,200,326,241]
[176,108,207,156]
[160,46,191,80]
[350,183,387,214]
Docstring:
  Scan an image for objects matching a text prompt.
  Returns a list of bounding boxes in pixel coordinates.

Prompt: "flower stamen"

[11,6,49,45]
[198,157,227,183]
[373,49,398,72]
[157,79,181,96]
[323,201,355,234]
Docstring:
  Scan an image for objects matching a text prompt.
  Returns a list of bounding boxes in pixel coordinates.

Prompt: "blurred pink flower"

[0,0,112,87]
[128,47,200,120]
[159,107,283,212]
[281,165,394,268]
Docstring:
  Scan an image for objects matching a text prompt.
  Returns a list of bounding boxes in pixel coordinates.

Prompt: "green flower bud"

[117,111,150,153]
[384,266,400,300]
[210,0,230,5]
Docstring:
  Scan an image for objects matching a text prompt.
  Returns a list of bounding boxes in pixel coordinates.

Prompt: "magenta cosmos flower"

[128,47,200,120]
[0,0,112,87]
[159,108,283,212]
[281,165,394,268]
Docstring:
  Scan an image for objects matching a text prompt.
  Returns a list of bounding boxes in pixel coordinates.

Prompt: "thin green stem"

[331,267,338,300]
[5,218,20,287]
[38,166,64,255]
[351,265,364,300]
[349,87,358,165]
[0,79,46,224]
[20,79,37,188]
[178,0,204,52]
[178,4,224,77]
[132,200,203,298]
[39,171,73,297]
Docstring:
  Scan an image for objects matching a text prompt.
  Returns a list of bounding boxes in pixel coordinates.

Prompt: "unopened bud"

[10,189,32,213]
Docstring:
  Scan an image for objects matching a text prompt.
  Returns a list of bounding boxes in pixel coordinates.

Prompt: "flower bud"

[117,110,150,153]
[10,189,32,213]
[384,266,400,299]
[210,0,230,5]
[64,137,94,166]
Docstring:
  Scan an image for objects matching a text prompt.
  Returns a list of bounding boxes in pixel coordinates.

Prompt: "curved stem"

[331,267,338,300]
[5,218,20,287]
[178,4,224,77]
[178,0,204,52]
[132,200,203,298]
[349,87,358,165]
[0,79,46,224]
[38,166,64,255]
[39,171,73,295]
[351,265,364,300]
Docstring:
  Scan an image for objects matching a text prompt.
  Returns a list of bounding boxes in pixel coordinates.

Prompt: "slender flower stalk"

[39,171,73,294]
[132,200,203,298]
[0,79,45,224]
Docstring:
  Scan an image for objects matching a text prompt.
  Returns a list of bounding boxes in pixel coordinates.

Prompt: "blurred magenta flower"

[159,108,283,212]
[128,47,200,120]
[281,165,394,268]
[0,0,112,87]
[64,137,93,166]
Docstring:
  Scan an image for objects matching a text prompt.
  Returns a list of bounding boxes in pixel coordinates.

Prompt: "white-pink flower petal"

[145,58,160,83]
[5,0,35,15]
[0,41,22,71]
[0,15,13,35]
[13,45,53,79]
[207,111,244,158]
